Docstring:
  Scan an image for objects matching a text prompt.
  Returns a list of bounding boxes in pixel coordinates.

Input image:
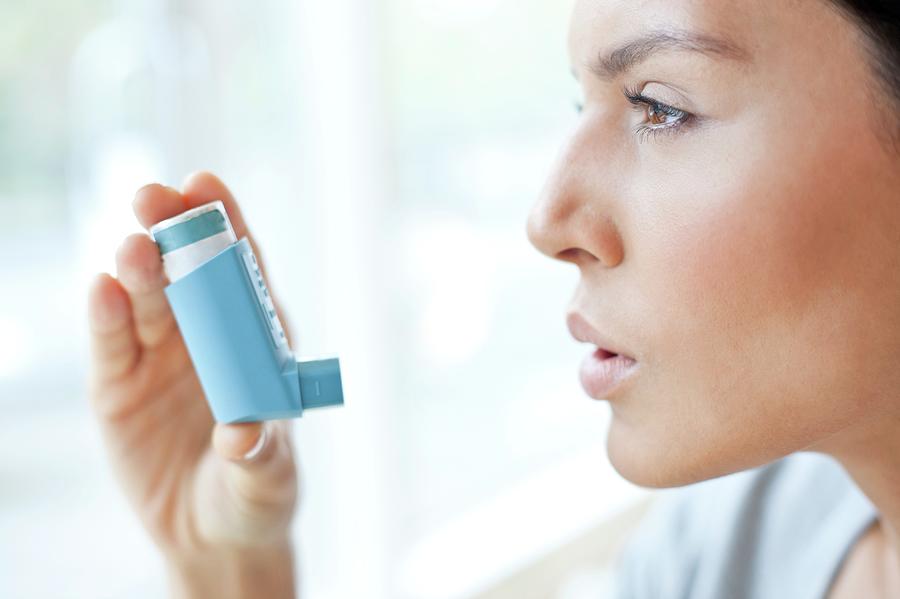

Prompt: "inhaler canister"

[150,201,343,423]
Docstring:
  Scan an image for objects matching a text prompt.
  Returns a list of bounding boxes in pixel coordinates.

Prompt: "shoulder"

[611,452,876,599]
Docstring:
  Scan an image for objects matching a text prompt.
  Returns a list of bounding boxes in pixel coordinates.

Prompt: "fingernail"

[242,423,268,461]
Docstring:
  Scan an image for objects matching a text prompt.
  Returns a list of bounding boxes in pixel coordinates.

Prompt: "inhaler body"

[151,202,343,423]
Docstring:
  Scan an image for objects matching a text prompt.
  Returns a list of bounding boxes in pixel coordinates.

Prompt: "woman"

[86,0,900,597]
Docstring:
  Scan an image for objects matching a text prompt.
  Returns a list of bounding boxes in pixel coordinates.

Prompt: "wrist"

[165,540,296,599]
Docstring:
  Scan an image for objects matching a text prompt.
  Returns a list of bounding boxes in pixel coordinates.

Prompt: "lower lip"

[579,348,639,399]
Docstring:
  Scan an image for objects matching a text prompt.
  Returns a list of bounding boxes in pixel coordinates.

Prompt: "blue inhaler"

[150,201,343,423]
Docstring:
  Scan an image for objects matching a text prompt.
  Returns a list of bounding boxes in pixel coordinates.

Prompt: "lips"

[566,311,639,399]
[565,311,635,360]
[579,349,638,399]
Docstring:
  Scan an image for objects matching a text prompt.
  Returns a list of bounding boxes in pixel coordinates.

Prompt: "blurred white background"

[0,0,649,597]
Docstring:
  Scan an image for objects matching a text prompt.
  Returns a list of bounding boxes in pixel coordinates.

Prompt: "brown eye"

[647,104,668,125]
[622,85,695,142]
[645,102,685,126]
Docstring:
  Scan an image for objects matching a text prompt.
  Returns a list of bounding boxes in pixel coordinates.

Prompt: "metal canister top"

[150,201,238,282]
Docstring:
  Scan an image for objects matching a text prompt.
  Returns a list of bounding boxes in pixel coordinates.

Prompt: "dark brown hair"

[829,0,900,145]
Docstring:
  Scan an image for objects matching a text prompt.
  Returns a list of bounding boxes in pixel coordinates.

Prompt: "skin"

[526,0,900,597]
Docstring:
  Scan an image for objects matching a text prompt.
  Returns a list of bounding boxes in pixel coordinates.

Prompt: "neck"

[817,412,900,593]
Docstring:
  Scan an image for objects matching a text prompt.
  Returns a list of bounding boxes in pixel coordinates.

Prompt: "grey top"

[612,452,878,599]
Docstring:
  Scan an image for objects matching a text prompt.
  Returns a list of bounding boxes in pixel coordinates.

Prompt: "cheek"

[606,134,900,487]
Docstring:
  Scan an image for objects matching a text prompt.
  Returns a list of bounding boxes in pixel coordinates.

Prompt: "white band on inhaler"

[150,201,344,423]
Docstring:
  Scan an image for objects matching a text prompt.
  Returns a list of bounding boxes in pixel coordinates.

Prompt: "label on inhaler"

[242,251,289,351]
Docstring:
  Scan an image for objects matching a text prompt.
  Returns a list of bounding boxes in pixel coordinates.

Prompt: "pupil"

[648,104,666,125]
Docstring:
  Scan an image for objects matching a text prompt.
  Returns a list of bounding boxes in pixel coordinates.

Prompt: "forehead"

[565,0,859,86]
[567,0,769,65]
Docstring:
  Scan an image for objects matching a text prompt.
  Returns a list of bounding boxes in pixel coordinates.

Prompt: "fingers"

[132,183,185,230]
[87,273,140,383]
[115,233,176,348]
[133,174,248,238]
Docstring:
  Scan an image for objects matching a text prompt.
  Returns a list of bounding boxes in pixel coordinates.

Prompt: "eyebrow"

[584,28,750,80]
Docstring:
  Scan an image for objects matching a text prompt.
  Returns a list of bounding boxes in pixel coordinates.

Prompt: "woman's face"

[527,0,900,487]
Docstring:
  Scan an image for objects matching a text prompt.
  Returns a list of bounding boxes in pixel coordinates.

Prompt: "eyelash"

[573,86,695,142]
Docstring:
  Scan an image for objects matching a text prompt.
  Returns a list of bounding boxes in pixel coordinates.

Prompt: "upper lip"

[565,311,635,360]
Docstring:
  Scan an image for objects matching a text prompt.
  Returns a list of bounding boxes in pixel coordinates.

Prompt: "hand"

[87,172,297,598]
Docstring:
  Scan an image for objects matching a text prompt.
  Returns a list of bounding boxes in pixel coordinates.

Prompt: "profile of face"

[527,0,900,488]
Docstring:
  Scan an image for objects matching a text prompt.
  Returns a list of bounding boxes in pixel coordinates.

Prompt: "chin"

[605,418,679,488]
[604,412,816,492]
[604,416,759,490]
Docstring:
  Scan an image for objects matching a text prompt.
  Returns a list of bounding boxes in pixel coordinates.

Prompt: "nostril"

[557,248,578,261]
[557,247,598,266]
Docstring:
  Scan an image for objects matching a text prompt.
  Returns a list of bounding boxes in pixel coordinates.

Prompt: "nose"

[526,131,625,270]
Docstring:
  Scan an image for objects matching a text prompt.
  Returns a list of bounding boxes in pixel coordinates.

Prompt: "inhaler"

[150,201,343,423]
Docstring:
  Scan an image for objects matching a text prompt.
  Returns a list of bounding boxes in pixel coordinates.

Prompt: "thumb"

[196,421,298,546]
[213,422,270,462]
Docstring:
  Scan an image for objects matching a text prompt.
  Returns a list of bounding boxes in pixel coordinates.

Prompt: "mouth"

[566,311,639,399]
